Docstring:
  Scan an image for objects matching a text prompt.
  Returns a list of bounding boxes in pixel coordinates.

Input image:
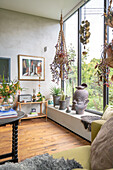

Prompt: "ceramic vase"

[72,83,89,114]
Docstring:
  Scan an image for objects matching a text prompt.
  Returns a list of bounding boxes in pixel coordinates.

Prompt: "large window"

[81,0,104,112]
[64,12,78,104]
[64,0,108,114]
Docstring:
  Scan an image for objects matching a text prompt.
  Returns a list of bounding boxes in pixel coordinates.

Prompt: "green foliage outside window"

[66,44,103,112]
[81,52,103,112]
[66,44,77,104]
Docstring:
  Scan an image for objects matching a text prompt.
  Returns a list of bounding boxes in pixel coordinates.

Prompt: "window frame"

[63,0,109,115]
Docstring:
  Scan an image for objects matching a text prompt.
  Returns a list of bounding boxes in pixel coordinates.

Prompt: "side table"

[16,101,48,121]
[0,111,25,164]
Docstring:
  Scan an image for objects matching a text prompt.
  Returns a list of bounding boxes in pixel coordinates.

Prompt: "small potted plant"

[50,87,61,107]
[59,91,66,110]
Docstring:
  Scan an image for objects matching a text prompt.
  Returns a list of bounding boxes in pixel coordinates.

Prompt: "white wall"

[0,9,59,97]
[0,9,60,114]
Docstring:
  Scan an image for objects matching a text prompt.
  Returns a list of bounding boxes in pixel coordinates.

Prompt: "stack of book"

[0,109,18,119]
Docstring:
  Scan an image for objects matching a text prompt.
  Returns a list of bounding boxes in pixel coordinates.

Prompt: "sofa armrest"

[91,119,106,142]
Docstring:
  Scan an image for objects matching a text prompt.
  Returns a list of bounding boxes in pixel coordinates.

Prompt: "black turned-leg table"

[0,111,25,164]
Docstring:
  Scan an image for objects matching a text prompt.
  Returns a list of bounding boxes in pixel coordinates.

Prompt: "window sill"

[47,106,101,142]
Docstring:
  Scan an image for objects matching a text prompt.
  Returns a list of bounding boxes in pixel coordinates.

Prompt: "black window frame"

[64,0,109,116]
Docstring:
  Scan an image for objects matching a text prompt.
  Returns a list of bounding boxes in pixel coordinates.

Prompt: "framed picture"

[18,55,45,81]
[0,57,11,83]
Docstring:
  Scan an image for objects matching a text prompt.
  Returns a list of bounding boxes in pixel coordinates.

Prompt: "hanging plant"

[50,13,74,85]
[104,0,113,28]
[105,10,113,28]
[79,20,91,55]
[95,0,113,87]
[95,40,113,87]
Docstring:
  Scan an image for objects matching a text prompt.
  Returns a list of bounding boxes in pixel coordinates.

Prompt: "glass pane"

[64,12,78,104]
[81,0,104,112]
[108,2,113,104]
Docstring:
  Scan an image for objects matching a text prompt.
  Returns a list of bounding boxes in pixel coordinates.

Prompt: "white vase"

[8,96,13,104]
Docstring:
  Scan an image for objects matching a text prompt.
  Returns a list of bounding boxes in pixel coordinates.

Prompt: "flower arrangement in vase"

[0,75,22,110]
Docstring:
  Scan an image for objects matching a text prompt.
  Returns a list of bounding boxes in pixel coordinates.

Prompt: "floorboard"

[0,118,90,162]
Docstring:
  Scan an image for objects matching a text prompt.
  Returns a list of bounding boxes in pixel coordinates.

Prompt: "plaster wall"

[0,9,59,114]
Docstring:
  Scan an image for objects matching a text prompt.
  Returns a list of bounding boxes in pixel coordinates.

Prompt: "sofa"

[53,119,113,170]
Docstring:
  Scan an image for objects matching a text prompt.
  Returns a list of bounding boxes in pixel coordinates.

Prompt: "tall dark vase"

[72,83,89,114]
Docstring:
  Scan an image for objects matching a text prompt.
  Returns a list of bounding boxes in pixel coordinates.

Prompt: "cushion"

[0,153,83,170]
[91,116,113,170]
[102,105,113,120]
[53,145,91,170]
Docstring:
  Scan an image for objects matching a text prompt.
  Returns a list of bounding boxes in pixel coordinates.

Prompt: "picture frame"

[0,57,11,83]
[18,55,45,81]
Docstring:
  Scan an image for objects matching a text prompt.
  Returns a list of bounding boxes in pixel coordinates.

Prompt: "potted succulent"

[50,87,61,107]
[59,91,66,110]
[59,91,71,110]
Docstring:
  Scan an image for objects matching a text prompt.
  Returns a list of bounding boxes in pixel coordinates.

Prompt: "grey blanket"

[0,153,83,170]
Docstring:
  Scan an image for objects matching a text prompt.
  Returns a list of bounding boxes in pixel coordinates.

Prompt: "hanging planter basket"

[104,41,113,68]
[105,0,113,28]
[95,0,113,86]
[95,40,113,86]
[105,13,113,28]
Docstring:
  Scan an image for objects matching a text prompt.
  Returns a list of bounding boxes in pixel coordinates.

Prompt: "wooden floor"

[0,118,90,162]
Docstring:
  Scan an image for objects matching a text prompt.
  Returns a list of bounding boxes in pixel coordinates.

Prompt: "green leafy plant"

[50,87,61,96]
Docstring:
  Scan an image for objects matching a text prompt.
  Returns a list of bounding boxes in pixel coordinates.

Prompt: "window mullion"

[78,8,82,86]
[103,0,109,109]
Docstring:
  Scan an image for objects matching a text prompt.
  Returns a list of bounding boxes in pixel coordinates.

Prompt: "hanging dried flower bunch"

[95,40,113,87]
[50,13,74,84]
[95,0,113,87]
[104,0,113,28]
[79,20,91,55]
